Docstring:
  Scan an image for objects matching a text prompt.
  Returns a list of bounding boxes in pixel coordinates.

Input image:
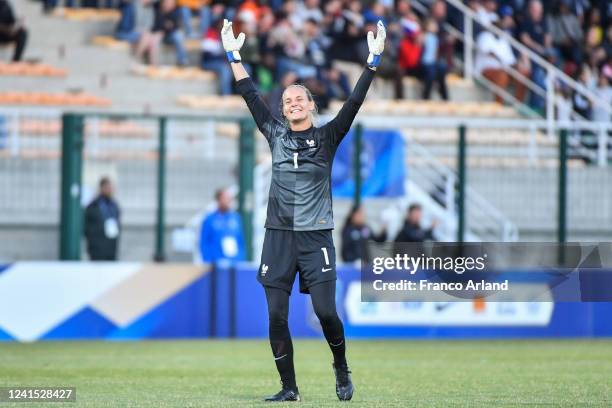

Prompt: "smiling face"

[282,85,315,128]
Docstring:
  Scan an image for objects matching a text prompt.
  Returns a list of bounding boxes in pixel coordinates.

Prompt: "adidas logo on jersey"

[261,264,268,277]
[306,139,315,147]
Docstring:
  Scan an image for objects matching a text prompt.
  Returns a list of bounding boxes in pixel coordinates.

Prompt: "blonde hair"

[280,84,319,128]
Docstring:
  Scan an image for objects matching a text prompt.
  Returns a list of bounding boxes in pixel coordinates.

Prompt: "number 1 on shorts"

[321,247,330,265]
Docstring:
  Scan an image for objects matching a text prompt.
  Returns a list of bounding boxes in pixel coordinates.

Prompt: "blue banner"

[332,129,405,197]
[1,263,611,340]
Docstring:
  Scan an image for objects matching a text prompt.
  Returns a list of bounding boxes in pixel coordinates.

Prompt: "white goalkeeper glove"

[366,20,386,68]
[221,19,245,63]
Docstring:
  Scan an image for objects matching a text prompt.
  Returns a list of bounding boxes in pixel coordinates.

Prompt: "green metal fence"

[4,108,610,263]
[54,114,612,262]
[59,112,256,261]
[343,117,611,245]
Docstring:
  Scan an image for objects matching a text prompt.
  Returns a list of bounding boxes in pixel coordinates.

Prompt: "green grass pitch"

[1,340,611,407]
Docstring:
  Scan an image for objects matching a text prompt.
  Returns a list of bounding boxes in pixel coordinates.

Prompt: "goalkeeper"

[222,18,385,402]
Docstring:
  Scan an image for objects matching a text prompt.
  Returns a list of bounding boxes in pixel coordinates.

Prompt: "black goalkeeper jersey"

[236,67,375,231]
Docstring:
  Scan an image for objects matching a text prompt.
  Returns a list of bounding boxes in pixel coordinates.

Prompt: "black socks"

[270,326,296,390]
[326,332,347,367]
[265,281,348,392]
[265,287,297,390]
[309,281,348,367]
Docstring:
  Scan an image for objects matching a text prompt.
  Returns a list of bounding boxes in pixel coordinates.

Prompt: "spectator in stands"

[363,2,386,29]
[341,205,386,263]
[284,0,304,31]
[234,0,269,77]
[303,17,350,101]
[604,56,612,77]
[519,0,553,57]
[0,0,27,62]
[573,65,594,119]
[178,0,209,39]
[82,0,118,7]
[160,0,188,66]
[395,203,437,243]
[43,0,60,13]
[115,0,142,44]
[211,0,236,22]
[547,0,584,69]
[475,0,500,28]
[201,18,233,95]
[555,84,573,121]
[303,17,328,72]
[584,7,604,50]
[326,0,364,64]
[497,0,526,20]
[295,0,324,26]
[429,0,455,71]
[396,4,422,99]
[238,0,268,23]
[45,0,123,10]
[254,7,276,88]
[592,69,612,123]
[199,188,246,264]
[602,26,612,58]
[84,177,121,261]
[136,0,155,38]
[475,8,528,104]
[135,0,187,66]
[519,0,553,112]
[234,10,260,75]
[420,18,448,100]
[267,11,316,80]
[301,75,330,109]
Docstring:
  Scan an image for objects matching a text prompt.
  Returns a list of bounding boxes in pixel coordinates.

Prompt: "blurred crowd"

[8,0,610,120]
[470,0,611,119]
[340,203,437,263]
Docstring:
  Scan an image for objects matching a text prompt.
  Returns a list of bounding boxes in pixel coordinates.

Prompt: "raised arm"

[326,21,386,147]
[221,19,275,135]
[230,61,249,82]
[235,74,275,135]
[221,19,247,81]
[326,68,376,144]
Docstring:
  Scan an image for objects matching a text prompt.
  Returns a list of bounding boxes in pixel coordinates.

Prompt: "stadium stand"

[0,91,110,106]
[130,64,214,80]
[51,6,120,21]
[0,0,610,262]
[0,62,66,77]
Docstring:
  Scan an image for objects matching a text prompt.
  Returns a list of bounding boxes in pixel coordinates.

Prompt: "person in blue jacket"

[199,188,246,263]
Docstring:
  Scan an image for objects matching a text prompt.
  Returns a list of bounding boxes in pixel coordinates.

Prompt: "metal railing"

[354,116,612,242]
[403,134,519,242]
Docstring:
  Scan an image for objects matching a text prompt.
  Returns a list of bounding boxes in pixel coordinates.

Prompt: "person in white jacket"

[475,7,529,104]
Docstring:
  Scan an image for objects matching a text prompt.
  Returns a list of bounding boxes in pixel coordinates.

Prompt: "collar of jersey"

[289,125,314,137]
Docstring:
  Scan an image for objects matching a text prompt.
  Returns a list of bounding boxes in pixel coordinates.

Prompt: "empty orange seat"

[0,91,111,107]
[0,62,66,77]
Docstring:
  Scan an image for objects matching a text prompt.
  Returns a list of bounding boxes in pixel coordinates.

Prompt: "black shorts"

[258,229,337,294]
